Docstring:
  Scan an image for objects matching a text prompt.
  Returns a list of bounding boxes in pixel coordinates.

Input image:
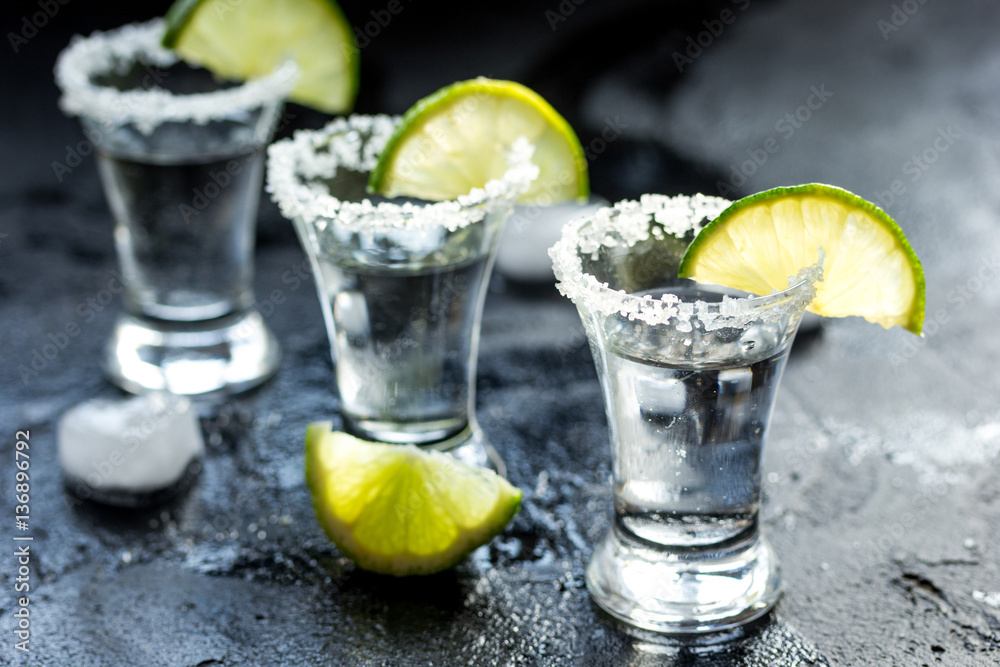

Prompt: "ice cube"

[58,392,204,505]
[496,199,607,282]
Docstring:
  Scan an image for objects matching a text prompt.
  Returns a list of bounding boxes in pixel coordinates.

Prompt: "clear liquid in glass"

[586,283,796,632]
[97,148,264,322]
[607,345,786,548]
[316,252,490,445]
[90,118,281,396]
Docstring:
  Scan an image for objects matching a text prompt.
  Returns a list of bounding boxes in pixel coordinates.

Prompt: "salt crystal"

[54,20,298,135]
[266,115,538,235]
[548,194,821,330]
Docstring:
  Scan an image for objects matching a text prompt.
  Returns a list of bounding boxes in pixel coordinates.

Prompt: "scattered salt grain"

[972,591,1000,608]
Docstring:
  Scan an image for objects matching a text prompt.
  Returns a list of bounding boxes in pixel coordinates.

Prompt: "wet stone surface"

[3,224,998,665]
[3,0,1000,664]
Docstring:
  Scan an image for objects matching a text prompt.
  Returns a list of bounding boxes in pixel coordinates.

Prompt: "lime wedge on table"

[305,424,522,576]
[162,0,359,114]
[678,184,925,334]
[369,77,589,203]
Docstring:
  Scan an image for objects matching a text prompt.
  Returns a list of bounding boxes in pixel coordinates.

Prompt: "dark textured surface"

[2,0,1000,665]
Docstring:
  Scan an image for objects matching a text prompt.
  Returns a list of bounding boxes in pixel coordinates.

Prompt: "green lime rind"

[305,423,522,576]
[162,0,359,114]
[368,77,589,202]
[161,0,201,47]
[679,183,925,335]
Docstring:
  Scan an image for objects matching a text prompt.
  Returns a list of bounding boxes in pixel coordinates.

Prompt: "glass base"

[343,415,469,446]
[427,424,506,475]
[586,523,781,634]
[342,420,506,476]
[103,309,280,398]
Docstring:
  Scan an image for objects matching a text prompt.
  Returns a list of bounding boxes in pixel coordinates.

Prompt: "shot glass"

[549,195,818,633]
[55,20,297,397]
[267,115,537,467]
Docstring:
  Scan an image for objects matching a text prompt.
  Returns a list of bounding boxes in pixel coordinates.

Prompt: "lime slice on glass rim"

[162,0,359,114]
[305,424,522,576]
[369,77,589,203]
[678,183,925,334]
